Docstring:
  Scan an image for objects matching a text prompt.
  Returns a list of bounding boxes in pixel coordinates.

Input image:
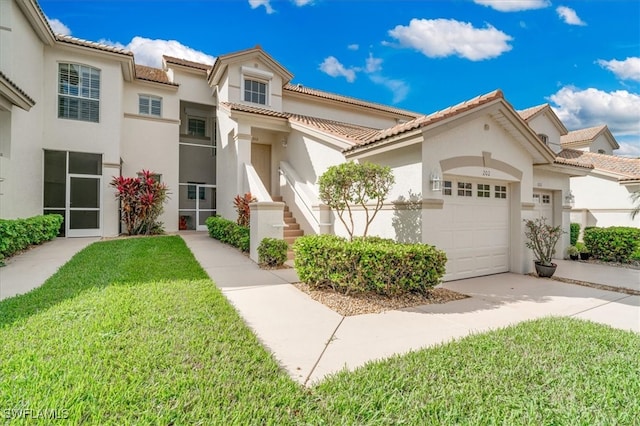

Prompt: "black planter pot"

[580,253,590,260]
[535,261,557,278]
[569,254,579,261]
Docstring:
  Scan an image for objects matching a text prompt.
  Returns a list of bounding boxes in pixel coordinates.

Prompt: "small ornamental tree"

[318,161,394,240]
[234,193,256,227]
[111,170,169,235]
[524,217,564,267]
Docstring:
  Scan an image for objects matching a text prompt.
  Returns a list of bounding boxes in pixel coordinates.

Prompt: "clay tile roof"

[0,70,36,105]
[163,55,213,72]
[344,89,505,153]
[557,149,640,178]
[220,102,290,119]
[55,34,133,56]
[283,83,419,118]
[560,125,607,146]
[288,114,381,143]
[517,103,547,121]
[221,102,380,144]
[134,65,177,86]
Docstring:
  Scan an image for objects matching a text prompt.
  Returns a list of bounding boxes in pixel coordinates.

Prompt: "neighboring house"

[3,0,590,281]
[519,104,640,230]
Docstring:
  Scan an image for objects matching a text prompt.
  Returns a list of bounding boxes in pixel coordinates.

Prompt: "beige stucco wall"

[570,174,639,228]
[221,58,285,112]
[526,113,563,153]
[121,81,181,232]
[0,1,46,219]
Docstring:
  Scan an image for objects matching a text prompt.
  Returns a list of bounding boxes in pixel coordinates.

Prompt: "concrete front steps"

[272,196,304,260]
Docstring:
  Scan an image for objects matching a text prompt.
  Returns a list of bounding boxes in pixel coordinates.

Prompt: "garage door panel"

[440,178,510,281]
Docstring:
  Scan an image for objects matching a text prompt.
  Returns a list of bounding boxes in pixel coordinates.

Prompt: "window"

[58,63,100,122]
[538,133,549,145]
[542,194,551,204]
[244,79,267,105]
[187,183,205,200]
[137,172,161,183]
[533,194,541,203]
[597,149,606,154]
[188,118,206,137]
[477,183,490,198]
[457,182,472,197]
[139,95,161,117]
[495,185,507,199]
[443,180,452,196]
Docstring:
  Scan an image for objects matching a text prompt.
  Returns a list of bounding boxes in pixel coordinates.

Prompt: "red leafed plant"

[110,170,169,235]
[233,193,256,227]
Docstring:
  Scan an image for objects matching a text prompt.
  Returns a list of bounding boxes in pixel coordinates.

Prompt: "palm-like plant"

[631,190,640,220]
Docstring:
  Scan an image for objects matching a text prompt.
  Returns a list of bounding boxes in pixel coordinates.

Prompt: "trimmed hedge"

[205,215,250,252]
[570,223,580,246]
[257,237,288,268]
[293,235,447,296]
[583,226,640,263]
[0,214,63,258]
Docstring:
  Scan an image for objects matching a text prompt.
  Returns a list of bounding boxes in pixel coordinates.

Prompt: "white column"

[249,202,285,263]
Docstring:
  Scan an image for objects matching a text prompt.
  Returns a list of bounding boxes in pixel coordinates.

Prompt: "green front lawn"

[1,236,638,424]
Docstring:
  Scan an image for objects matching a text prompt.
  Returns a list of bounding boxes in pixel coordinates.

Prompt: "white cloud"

[319,56,357,82]
[348,44,360,51]
[46,16,71,36]
[549,86,640,143]
[597,57,640,82]
[556,6,586,26]
[292,0,313,5]
[369,75,409,104]
[248,0,275,14]
[474,0,550,12]
[100,37,215,68]
[365,54,383,73]
[388,18,513,61]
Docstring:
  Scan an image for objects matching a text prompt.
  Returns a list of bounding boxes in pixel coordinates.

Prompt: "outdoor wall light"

[281,138,288,148]
[564,190,575,207]
[430,171,443,191]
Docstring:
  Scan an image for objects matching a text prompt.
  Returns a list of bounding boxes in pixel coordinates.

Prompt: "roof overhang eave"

[0,75,35,111]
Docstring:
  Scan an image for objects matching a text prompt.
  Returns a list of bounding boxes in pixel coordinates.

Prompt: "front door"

[251,143,271,194]
[196,184,216,231]
[67,175,101,237]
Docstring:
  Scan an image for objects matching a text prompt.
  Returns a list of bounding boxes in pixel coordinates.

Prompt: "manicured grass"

[1,236,638,424]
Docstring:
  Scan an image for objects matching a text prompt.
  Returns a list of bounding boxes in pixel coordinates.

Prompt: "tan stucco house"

[3,0,600,281]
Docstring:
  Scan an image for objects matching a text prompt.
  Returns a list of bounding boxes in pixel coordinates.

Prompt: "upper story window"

[538,133,549,145]
[58,63,100,123]
[597,149,606,154]
[139,95,162,117]
[188,117,207,137]
[244,79,267,105]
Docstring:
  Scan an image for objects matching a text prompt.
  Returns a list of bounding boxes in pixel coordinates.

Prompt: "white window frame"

[139,94,162,117]
[58,63,101,123]
[457,182,472,197]
[477,183,490,198]
[187,117,207,137]
[495,185,507,199]
[241,66,272,107]
[538,133,549,145]
[443,180,452,196]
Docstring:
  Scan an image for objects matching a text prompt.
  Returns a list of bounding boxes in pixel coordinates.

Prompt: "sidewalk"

[0,237,98,301]
[181,232,640,386]
[553,259,640,293]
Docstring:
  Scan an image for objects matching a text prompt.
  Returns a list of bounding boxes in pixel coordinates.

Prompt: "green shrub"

[583,226,640,263]
[293,234,447,296]
[257,238,288,268]
[570,223,580,246]
[205,215,250,252]
[0,214,63,258]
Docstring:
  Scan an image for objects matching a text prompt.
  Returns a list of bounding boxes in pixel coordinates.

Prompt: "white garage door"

[435,178,510,281]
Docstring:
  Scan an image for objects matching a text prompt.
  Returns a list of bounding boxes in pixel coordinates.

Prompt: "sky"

[39,0,640,156]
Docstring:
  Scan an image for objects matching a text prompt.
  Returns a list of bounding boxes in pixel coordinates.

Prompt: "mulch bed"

[294,283,469,316]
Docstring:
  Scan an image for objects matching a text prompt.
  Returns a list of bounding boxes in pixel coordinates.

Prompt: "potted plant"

[567,245,579,260]
[524,217,565,278]
[576,242,590,260]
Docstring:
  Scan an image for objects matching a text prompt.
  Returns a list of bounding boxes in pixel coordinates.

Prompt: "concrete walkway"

[180,232,640,386]
[0,237,98,301]
[553,259,639,293]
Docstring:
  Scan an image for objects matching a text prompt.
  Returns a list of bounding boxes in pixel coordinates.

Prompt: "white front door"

[533,190,554,225]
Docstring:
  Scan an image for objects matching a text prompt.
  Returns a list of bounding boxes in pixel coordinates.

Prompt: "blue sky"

[40,0,640,156]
